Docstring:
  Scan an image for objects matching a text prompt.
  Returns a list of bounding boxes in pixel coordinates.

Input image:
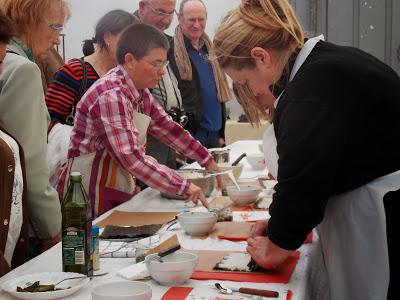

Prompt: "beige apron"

[263,35,397,299]
[62,107,151,217]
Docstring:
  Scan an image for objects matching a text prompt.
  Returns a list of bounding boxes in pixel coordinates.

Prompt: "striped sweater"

[45,59,99,124]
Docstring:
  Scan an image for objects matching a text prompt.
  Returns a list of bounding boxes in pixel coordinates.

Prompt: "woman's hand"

[205,160,222,189]
[186,183,208,208]
[247,236,292,270]
[250,219,269,238]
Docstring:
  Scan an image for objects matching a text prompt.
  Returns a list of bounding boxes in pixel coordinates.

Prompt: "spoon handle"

[231,153,247,166]
[238,287,279,298]
[158,244,181,258]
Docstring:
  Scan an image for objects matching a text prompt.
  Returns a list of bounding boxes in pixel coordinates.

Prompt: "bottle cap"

[70,171,82,181]
[92,225,99,235]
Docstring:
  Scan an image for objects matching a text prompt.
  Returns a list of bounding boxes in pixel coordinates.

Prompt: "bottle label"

[62,227,85,265]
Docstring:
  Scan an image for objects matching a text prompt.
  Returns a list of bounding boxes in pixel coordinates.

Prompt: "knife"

[227,285,279,298]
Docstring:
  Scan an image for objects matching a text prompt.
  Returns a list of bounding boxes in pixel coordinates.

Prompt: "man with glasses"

[135,0,186,169]
[168,0,231,149]
[137,0,175,32]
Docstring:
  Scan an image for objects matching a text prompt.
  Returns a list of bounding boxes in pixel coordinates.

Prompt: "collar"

[118,65,148,104]
[7,37,35,62]
[183,34,205,52]
[271,46,302,98]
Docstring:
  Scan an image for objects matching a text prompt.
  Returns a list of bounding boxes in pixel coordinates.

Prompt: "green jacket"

[0,41,61,239]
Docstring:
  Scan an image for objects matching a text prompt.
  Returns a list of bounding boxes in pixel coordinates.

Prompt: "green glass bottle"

[61,172,93,275]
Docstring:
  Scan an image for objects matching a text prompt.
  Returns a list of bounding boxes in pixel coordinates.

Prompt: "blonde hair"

[213,0,304,123]
[0,0,69,37]
[233,83,274,125]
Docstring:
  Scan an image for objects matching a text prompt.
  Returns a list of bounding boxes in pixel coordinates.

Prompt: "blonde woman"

[0,0,69,257]
[213,0,400,299]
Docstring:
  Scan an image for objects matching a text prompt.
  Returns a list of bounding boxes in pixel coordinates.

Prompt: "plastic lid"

[71,171,81,176]
[92,225,99,235]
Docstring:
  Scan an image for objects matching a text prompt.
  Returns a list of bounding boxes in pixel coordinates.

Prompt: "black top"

[268,41,400,250]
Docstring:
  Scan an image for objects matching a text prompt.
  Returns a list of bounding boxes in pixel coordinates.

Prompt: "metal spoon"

[151,244,181,262]
[24,272,108,288]
[215,283,279,298]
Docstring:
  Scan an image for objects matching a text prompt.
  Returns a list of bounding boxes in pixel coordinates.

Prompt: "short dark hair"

[116,23,169,64]
[82,10,138,56]
[0,11,16,44]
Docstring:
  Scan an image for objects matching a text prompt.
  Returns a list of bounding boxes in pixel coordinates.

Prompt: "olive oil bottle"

[61,172,93,275]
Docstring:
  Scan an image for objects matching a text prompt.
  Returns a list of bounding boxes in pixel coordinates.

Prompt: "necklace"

[10,37,35,62]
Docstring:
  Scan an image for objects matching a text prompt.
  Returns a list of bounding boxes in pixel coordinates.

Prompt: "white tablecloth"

[0,141,329,300]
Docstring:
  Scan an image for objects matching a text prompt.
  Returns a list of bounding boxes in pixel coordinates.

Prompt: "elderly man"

[135,0,185,169]
[169,0,231,149]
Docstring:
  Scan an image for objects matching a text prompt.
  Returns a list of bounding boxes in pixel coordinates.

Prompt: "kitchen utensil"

[152,244,181,262]
[145,252,198,286]
[209,148,230,163]
[226,185,262,206]
[231,153,247,166]
[2,272,91,300]
[178,211,218,236]
[92,281,152,300]
[215,283,279,298]
[25,272,108,288]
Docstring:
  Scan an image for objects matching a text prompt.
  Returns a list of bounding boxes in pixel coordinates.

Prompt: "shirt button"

[20,238,25,243]
[3,219,8,226]
[8,165,13,172]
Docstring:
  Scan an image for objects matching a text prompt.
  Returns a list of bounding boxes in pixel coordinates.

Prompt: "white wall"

[63,0,240,60]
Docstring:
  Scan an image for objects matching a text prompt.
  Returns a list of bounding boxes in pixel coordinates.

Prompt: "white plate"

[2,272,90,300]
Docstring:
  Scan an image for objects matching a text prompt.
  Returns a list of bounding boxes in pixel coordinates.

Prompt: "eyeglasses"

[146,60,170,69]
[48,22,64,33]
[144,0,175,17]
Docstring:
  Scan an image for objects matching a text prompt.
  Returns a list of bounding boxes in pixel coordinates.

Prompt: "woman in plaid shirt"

[57,23,220,217]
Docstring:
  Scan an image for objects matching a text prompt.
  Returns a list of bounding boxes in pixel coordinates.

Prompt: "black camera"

[167,106,188,127]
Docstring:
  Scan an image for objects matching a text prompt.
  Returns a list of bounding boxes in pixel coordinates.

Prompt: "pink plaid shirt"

[68,65,212,196]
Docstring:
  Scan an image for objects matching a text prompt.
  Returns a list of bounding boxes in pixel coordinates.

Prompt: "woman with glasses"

[0,0,69,258]
[57,24,221,218]
[213,0,400,299]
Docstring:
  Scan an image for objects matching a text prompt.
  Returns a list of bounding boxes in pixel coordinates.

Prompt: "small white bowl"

[226,185,262,206]
[145,252,198,286]
[91,281,152,300]
[246,153,266,170]
[178,211,217,236]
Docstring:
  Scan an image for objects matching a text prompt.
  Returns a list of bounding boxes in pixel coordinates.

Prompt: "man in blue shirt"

[168,0,231,148]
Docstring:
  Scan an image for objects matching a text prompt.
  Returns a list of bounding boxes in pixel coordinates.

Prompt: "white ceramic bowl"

[178,211,218,236]
[226,185,262,206]
[246,153,266,170]
[91,281,152,300]
[145,252,198,286]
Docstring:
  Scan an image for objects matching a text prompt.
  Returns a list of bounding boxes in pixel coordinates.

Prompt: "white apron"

[262,35,398,300]
[60,108,151,217]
